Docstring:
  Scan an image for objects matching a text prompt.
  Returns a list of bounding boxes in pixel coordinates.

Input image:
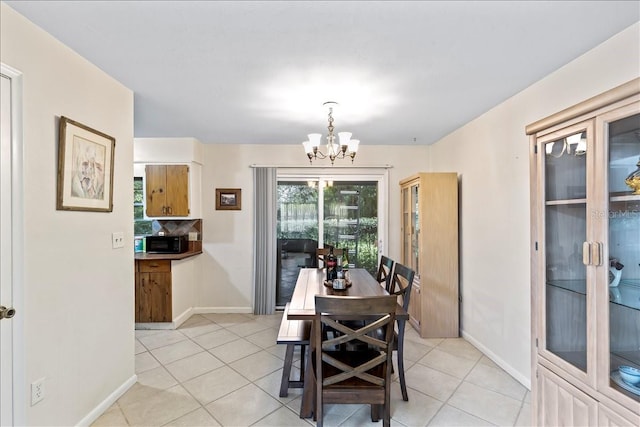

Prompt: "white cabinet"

[528,78,640,425]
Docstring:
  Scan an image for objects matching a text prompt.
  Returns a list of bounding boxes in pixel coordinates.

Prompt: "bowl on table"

[618,365,640,386]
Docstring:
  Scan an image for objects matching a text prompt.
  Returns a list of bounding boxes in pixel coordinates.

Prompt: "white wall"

[427,22,640,387]
[1,4,135,425]
[198,144,429,311]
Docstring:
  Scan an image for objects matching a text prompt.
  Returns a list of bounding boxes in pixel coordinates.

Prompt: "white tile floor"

[92,313,532,426]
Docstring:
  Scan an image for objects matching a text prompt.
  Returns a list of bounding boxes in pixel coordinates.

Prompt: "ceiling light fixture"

[302,102,359,165]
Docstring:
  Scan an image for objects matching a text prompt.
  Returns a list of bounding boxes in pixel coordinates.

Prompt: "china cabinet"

[400,173,459,338]
[528,78,640,425]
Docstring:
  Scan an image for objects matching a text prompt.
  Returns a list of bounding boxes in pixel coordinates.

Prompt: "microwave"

[145,235,189,254]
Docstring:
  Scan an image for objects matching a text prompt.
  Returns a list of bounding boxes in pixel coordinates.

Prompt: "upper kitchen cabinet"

[527,78,640,426]
[134,138,203,219]
[146,164,189,217]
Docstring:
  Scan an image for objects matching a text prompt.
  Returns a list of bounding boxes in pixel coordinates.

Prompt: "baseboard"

[194,306,253,314]
[76,374,137,426]
[172,307,194,328]
[135,322,174,330]
[461,330,532,390]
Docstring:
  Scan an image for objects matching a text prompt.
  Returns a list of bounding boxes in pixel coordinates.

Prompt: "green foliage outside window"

[277,181,379,275]
[134,177,152,236]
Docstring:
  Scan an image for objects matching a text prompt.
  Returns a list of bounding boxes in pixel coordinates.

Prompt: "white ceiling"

[6,1,640,145]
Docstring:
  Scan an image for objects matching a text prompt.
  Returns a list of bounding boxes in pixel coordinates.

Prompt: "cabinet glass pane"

[545,135,587,201]
[544,132,588,372]
[411,184,419,274]
[607,112,640,400]
[402,187,410,266]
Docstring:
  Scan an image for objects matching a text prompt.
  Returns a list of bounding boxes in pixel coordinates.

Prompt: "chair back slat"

[375,255,395,292]
[388,263,416,311]
[314,296,396,382]
[316,247,344,265]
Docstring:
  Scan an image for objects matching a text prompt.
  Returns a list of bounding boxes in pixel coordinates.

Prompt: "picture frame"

[56,116,115,212]
[216,188,242,210]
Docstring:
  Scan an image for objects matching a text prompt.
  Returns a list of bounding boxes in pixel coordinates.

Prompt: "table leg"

[299,339,315,418]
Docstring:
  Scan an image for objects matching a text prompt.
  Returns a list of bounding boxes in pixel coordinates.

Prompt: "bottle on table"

[326,247,337,282]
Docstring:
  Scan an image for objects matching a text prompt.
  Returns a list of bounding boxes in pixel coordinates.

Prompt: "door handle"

[582,242,591,265]
[591,242,603,266]
[0,305,16,319]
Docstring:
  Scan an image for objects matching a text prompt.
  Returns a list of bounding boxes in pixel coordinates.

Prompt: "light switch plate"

[112,232,125,249]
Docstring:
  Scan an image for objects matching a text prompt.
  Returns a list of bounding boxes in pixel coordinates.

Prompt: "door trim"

[1,62,25,426]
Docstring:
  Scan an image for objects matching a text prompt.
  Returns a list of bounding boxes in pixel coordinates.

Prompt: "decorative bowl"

[619,365,640,386]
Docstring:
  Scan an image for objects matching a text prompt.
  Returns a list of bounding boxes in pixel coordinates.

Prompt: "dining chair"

[316,247,344,266]
[384,262,415,401]
[375,255,395,292]
[313,295,397,427]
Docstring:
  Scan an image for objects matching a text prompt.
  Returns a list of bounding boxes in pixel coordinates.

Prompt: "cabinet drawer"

[137,260,171,273]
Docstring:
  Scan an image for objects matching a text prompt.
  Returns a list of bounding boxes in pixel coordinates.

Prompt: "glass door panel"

[276,181,319,307]
[410,184,420,274]
[607,112,640,400]
[543,131,589,372]
[402,186,410,267]
[323,181,378,275]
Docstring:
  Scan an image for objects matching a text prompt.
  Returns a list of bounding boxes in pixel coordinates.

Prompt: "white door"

[0,70,15,426]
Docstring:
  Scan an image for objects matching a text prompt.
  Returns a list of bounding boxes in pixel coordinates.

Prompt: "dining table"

[286,267,409,419]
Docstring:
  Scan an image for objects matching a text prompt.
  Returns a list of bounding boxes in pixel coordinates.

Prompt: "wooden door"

[165,165,189,216]
[145,165,167,217]
[136,260,172,322]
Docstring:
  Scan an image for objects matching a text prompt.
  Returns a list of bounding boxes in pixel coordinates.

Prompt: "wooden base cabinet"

[528,79,640,425]
[400,173,459,338]
[135,260,172,322]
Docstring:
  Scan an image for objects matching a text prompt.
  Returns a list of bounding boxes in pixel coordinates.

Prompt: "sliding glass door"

[276,175,385,307]
[276,181,319,307]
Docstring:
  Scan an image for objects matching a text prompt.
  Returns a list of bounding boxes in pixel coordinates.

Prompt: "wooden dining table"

[287,267,408,418]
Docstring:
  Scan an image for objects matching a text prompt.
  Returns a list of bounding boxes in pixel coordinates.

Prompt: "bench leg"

[279,344,295,397]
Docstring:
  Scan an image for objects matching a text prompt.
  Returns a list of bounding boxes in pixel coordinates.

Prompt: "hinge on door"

[534,145,538,154]
[535,242,538,251]
[536,338,538,348]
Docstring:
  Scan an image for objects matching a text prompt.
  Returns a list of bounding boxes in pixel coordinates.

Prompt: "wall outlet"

[112,231,125,249]
[31,377,45,405]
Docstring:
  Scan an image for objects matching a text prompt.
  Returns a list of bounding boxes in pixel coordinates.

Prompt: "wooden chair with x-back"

[313,295,397,427]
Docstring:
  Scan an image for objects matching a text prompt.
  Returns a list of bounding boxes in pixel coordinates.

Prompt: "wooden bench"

[277,303,311,397]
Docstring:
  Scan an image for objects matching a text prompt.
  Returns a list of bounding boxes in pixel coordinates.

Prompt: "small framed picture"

[56,116,115,212]
[216,188,242,210]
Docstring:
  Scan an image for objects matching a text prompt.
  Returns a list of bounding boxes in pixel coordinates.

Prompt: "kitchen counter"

[134,250,202,261]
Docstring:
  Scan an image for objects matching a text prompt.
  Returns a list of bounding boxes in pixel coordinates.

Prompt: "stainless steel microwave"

[145,235,188,254]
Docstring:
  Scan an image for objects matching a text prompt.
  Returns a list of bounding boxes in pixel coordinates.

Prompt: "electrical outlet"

[31,377,45,405]
[112,232,125,249]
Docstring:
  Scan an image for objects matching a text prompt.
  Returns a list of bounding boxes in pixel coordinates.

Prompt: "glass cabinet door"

[410,183,420,274]
[605,110,640,402]
[540,123,593,380]
[402,185,410,266]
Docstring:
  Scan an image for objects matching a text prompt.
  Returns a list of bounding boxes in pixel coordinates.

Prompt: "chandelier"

[302,102,359,165]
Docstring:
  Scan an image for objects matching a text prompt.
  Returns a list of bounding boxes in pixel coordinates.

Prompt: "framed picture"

[216,188,242,210]
[56,116,115,212]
